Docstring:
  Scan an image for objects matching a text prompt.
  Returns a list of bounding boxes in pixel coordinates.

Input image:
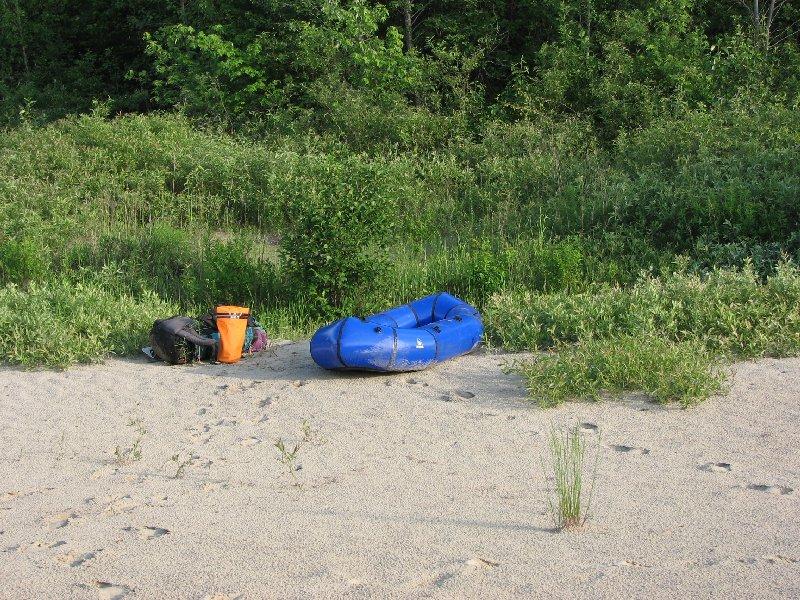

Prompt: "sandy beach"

[1,343,798,599]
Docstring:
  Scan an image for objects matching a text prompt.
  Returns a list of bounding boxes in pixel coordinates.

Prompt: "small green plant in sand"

[127,417,147,436]
[300,418,326,445]
[300,419,313,442]
[545,423,599,531]
[113,417,147,464]
[274,438,303,486]
[274,419,324,486]
[114,437,143,464]
[170,453,193,479]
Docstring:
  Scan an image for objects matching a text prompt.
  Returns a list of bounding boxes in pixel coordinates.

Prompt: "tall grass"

[546,423,599,530]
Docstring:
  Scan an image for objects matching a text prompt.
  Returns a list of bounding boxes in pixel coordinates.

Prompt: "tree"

[735,0,792,50]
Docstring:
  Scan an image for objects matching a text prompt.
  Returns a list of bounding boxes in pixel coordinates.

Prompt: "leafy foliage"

[517,335,723,407]
[278,155,398,314]
[488,262,800,358]
[0,102,799,368]
[3,0,800,137]
[0,280,176,368]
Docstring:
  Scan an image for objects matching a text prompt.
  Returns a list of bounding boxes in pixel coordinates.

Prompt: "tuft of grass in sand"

[274,438,303,486]
[113,417,147,465]
[546,423,599,531]
[516,335,724,408]
[273,419,324,487]
[114,437,143,464]
[170,453,193,479]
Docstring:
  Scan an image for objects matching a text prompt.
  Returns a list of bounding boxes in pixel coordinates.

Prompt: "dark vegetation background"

[1,0,799,380]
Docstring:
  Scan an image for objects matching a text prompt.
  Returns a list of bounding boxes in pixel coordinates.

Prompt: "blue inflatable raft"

[310,292,483,372]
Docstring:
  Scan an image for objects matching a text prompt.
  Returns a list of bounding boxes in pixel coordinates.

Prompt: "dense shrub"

[2,108,799,369]
[515,335,723,408]
[279,155,399,314]
[487,263,800,358]
[63,226,281,310]
[0,237,49,285]
[0,280,177,367]
[613,102,800,252]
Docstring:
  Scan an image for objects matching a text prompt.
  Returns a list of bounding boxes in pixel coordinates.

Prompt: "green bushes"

[488,263,800,358]
[64,225,281,309]
[0,280,177,368]
[420,237,586,306]
[613,103,800,253]
[1,108,799,370]
[0,237,49,285]
[517,336,724,408]
[277,154,405,314]
[5,104,798,261]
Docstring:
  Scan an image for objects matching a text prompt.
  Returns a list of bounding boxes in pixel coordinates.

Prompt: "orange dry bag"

[214,305,250,363]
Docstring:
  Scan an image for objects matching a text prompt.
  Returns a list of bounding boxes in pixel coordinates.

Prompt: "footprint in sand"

[146,496,174,509]
[258,397,273,408]
[441,389,476,401]
[32,540,58,549]
[580,422,599,433]
[56,550,97,567]
[610,444,650,455]
[91,466,119,480]
[465,557,500,570]
[123,525,170,540]
[95,581,133,600]
[700,462,732,473]
[103,495,140,515]
[239,437,261,447]
[747,483,793,495]
[45,511,78,530]
[615,559,651,568]
[1,490,32,503]
[425,557,500,588]
[764,554,799,564]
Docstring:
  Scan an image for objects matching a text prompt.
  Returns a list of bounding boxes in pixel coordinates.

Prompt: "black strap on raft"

[335,318,350,368]
[407,302,421,326]
[430,292,444,323]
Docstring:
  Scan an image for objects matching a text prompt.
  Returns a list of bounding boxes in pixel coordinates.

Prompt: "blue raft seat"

[310,292,484,372]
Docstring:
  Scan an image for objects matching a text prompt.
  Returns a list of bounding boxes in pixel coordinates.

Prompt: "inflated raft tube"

[310,292,484,372]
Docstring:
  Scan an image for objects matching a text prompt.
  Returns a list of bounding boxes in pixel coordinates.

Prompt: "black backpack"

[148,316,218,365]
